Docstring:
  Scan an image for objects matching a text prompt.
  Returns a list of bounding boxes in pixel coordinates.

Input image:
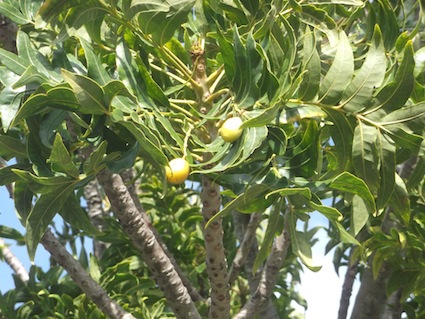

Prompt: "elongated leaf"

[0,82,25,130]
[376,131,395,209]
[309,200,342,221]
[232,28,262,108]
[14,180,33,223]
[341,25,386,112]
[12,87,80,126]
[0,226,24,242]
[0,2,30,24]
[330,171,376,216]
[0,135,27,158]
[253,198,283,273]
[289,212,321,271]
[308,0,363,4]
[367,41,415,117]
[59,194,100,235]
[381,101,425,133]
[0,49,27,75]
[206,184,270,227]
[388,174,410,226]
[351,195,369,236]
[352,122,380,193]
[298,30,321,101]
[16,31,60,82]
[331,220,361,245]
[0,163,31,185]
[26,184,74,260]
[48,133,80,178]
[83,141,108,175]
[12,169,75,194]
[117,121,167,166]
[62,69,108,115]
[79,37,111,85]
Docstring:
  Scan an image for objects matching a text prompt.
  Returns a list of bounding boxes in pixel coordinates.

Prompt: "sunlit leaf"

[48,133,80,179]
[341,25,386,113]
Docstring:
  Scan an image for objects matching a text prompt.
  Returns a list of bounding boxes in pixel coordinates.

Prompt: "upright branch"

[41,229,135,319]
[234,208,291,319]
[97,169,201,319]
[191,45,231,319]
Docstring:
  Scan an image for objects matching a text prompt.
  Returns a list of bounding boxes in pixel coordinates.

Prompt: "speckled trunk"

[201,175,230,318]
[97,169,201,319]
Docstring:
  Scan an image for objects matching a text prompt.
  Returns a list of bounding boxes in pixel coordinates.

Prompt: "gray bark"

[41,229,135,319]
[97,168,201,319]
[0,238,29,283]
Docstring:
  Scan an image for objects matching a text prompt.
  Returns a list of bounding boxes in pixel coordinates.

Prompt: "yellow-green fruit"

[219,117,243,143]
[165,158,190,184]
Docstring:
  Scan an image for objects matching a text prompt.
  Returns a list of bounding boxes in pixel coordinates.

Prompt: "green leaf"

[0,135,27,158]
[131,0,195,44]
[48,133,80,179]
[206,184,270,227]
[331,220,361,245]
[117,121,167,166]
[367,41,415,117]
[59,194,100,235]
[27,131,53,177]
[16,31,60,82]
[307,0,363,4]
[62,69,108,115]
[0,80,26,130]
[14,180,33,224]
[79,37,112,85]
[26,184,74,260]
[253,198,283,274]
[330,171,376,216]
[232,28,262,108]
[0,163,31,185]
[0,49,27,75]
[309,200,342,221]
[0,2,30,24]
[12,86,80,126]
[381,101,425,133]
[375,131,395,210]
[319,30,354,105]
[388,174,410,226]
[83,141,108,175]
[351,195,370,236]
[12,169,75,194]
[341,25,386,113]
[352,122,380,193]
[0,226,24,242]
[298,30,321,101]
[289,212,321,271]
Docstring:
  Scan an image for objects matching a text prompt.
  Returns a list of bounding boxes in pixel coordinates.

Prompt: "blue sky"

[0,185,358,318]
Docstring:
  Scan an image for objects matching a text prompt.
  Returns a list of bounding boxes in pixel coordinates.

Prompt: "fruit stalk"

[191,45,231,318]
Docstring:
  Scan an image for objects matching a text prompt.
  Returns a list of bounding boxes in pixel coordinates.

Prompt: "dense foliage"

[0,0,424,318]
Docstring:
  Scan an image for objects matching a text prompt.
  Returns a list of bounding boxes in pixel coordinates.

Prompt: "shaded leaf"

[48,133,80,178]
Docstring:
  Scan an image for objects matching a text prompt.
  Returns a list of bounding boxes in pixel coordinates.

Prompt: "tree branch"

[234,210,291,319]
[228,212,261,286]
[119,169,204,302]
[97,168,201,319]
[41,229,135,319]
[83,180,109,259]
[338,253,358,319]
[0,237,29,283]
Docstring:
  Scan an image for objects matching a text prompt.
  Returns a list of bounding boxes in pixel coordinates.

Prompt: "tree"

[0,0,424,318]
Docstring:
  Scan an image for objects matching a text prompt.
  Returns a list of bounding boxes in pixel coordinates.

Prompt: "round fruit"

[165,158,190,184]
[219,117,243,143]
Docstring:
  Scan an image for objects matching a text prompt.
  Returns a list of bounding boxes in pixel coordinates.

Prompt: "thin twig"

[0,237,29,283]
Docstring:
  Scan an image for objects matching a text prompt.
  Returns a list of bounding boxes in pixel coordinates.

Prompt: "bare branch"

[234,210,291,319]
[0,238,29,283]
[83,180,109,259]
[41,229,135,319]
[338,253,358,319]
[97,168,201,319]
[228,212,261,286]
